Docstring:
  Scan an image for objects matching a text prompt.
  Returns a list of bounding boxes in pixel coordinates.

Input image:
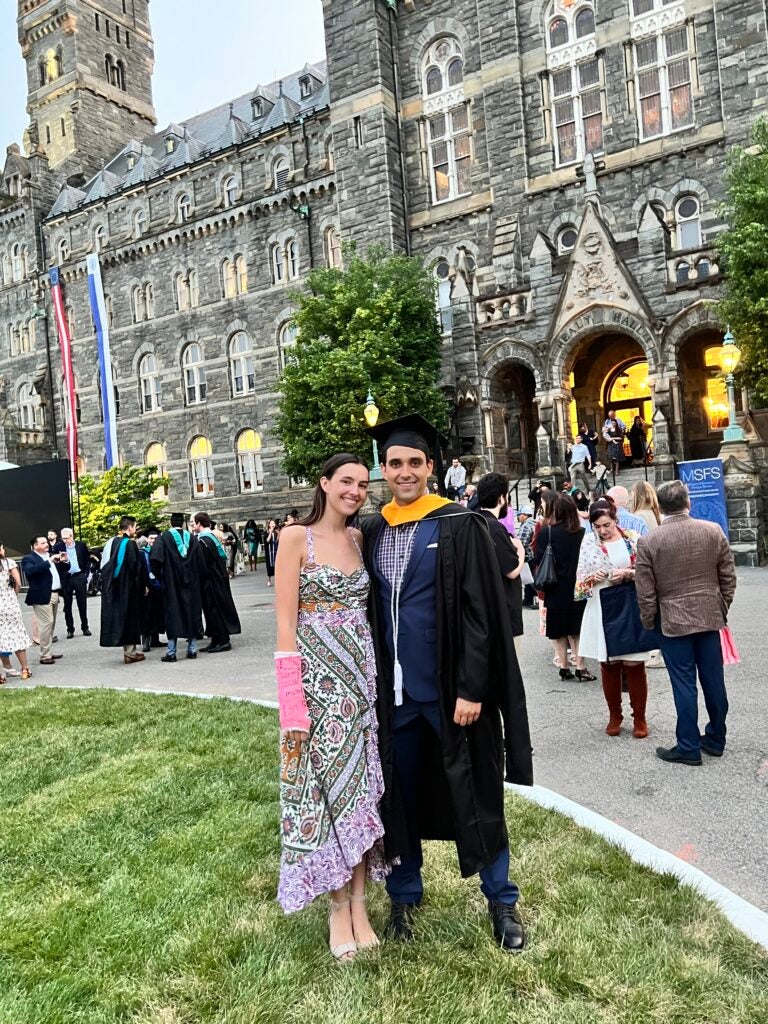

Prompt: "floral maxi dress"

[0,559,30,653]
[277,527,388,913]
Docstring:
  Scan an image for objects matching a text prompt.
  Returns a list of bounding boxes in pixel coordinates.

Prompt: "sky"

[0,0,327,147]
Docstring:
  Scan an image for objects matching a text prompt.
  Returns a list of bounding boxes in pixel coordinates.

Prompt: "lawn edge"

[13,683,768,952]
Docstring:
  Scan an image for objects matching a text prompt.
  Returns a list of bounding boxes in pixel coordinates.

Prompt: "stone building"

[1,0,766,558]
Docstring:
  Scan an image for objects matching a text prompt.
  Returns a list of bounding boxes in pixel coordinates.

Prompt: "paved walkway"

[4,567,767,910]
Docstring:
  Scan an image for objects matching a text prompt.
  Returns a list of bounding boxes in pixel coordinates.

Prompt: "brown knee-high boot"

[600,661,624,736]
[624,662,649,738]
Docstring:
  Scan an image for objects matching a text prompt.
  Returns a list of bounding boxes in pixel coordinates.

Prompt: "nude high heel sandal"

[329,896,357,961]
[349,892,380,949]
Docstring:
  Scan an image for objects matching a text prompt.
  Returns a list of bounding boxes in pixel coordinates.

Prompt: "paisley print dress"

[277,528,388,913]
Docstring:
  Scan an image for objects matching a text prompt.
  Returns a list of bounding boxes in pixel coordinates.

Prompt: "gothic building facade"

[1,0,767,555]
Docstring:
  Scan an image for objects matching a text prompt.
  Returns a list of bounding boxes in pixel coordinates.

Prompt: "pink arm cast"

[275,652,310,733]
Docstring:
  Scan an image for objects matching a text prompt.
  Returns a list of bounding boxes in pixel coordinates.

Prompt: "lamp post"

[721,328,745,443]
[363,389,383,481]
[32,305,58,458]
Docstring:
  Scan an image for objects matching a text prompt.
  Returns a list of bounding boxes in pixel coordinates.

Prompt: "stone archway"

[482,358,539,479]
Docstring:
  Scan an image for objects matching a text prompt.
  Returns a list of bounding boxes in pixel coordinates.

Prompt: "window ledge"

[409,189,493,230]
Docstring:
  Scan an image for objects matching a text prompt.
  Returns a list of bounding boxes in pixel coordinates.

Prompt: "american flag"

[50,266,78,481]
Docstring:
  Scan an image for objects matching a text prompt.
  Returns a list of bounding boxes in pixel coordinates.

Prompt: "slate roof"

[47,60,329,218]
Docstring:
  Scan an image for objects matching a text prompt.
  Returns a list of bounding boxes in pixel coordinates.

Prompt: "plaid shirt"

[518,517,535,563]
[377,522,420,587]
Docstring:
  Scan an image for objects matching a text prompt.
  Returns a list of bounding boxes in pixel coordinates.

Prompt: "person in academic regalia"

[150,513,203,663]
[191,512,241,653]
[99,516,148,665]
[138,530,165,652]
[359,414,534,953]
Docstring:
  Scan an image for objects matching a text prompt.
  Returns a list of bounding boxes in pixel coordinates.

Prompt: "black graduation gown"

[138,549,165,639]
[149,531,203,640]
[360,505,534,879]
[194,534,241,638]
[99,536,145,647]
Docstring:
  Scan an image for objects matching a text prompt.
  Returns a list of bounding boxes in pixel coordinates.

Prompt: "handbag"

[533,526,558,591]
[600,581,662,658]
[520,561,534,587]
[720,626,741,666]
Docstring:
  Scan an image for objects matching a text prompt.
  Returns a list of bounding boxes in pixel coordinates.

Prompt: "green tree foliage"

[76,465,168,546]
[275,246,449,481]
[718,118,768,406]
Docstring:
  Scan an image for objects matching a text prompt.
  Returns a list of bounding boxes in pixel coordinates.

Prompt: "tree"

[76,465,168,546]
[718,118,768,407]
[275,246,449,482]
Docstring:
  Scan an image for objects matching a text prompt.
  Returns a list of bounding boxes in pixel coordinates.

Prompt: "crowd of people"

[0,413,739,963]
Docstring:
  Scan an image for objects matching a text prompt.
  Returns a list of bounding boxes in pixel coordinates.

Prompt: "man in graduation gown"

[99,516,148,665]
[190,512,241,653]
[360,414,533,952]
[138,529,165,652]
[150,513,203,662]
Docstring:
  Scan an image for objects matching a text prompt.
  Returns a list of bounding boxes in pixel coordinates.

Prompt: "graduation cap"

[365,413,449,493]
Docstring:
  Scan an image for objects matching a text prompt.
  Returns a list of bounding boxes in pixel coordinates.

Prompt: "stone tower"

[17,0,156,180]
[322,0,408,253]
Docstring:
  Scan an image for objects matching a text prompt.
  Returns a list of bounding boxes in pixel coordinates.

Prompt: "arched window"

[287,239,299,280]
[222,258,237,299]
[175,272,191,311]
[18,383,43,431]
[60,374,81,425]
[434,259,452,334]
[545,3,602,167]
[93,224,107,253]
[278,321,298,368]
[223,175,238,208]
[632,5,694,140]
[65,304,76,338]
[139,354,162,413]
[182,343,207,405]
[271,243,284,284]
[188,269,200,307]
[326,139,335,172]
[325,227,342,269]
[273,157,290,191]
[675,260,691,285]
[236,429,264,493]
[56,237,70,264]
[696,258,711,282]
[176,193,192,224]
[144,283,154,319]
[133,209,147,238]
[229,332,254,396]
[189,435,214,496]
[422,38,471,204]
[11,243,25,282]
[132,285,145,323]
[235,254,248,294]
[1,253,11,285]
[675,196,702,250]
[557,225,578,254]
[145,441,168,497]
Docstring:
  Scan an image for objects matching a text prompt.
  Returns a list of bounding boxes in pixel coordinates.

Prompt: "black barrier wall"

[0,461,72,557]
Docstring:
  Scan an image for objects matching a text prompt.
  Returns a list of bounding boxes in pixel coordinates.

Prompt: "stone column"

[535,424,565,487]
[720,441,765,566]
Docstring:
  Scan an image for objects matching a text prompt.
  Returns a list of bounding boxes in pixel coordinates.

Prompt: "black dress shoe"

[186,652,197,659]
[66,630,74,639]
[206,642,232,654]
[384,902,416,941]
[82,628,92,636]
[160,654,177,663]
[700,739,724,757]
[655,745,702,766]
[488,901,526,952]
[52,635,59,643]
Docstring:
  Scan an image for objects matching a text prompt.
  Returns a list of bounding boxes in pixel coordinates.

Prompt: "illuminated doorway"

[603,360,653,456]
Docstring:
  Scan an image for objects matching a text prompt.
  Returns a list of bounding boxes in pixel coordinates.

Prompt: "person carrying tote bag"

[576,499,650,738]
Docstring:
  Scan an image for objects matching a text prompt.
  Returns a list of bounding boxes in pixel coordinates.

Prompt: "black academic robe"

[150,530,203,641]
[360,505,534,878]
[138,548,165,639]
[194,534,241,638]
[99,535,146,647]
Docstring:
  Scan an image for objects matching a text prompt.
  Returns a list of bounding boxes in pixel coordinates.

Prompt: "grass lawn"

[0,689,766,1024]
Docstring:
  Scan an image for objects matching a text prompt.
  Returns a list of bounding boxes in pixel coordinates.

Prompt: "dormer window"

[252,97,263,119]
[126,154,136,170]
[299,75,312,99]
[165,137,175,154]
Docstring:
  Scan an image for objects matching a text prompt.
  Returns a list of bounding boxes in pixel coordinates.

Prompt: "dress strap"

[305,526,315,564]
[347,527,363,561]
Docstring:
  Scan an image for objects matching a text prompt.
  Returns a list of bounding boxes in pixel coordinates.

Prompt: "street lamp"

[721,328,745,443]
[363,389,383,481]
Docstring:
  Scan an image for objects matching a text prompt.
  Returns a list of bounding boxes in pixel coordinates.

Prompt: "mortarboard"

[365,412,448,459]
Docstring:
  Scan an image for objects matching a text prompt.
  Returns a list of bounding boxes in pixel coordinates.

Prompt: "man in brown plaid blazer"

[635,480,737,766]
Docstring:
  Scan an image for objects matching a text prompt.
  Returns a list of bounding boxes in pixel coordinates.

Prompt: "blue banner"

[86,254,119,468]
[678,458,729,537]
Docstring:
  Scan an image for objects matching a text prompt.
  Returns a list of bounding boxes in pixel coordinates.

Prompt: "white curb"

[13,684,768,951]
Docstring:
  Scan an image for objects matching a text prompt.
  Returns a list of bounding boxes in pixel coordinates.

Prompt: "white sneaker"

[646,651,664,669]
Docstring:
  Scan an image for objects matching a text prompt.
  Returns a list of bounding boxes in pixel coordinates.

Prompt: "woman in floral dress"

[0,542,32,681]
[274,454,387,961]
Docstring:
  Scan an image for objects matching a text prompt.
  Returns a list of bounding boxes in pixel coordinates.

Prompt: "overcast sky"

[0,0,326,147]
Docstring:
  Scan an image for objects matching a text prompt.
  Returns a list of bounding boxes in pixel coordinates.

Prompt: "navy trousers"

[385,697,519,907]
[658,630,728,756]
